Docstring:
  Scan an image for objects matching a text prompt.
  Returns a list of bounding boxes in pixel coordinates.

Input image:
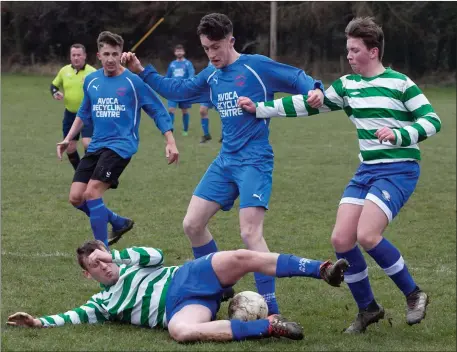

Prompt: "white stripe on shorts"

[340,197,365,206]
[344,267,368,284]
[366,193,393,222]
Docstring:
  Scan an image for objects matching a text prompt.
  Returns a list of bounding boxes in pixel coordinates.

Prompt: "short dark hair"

[197,13,233,41]
[76,240,107,270]
[97,31,124,51]
[70,43,86,53]
[345,17,384,60]
[174,44,184,50]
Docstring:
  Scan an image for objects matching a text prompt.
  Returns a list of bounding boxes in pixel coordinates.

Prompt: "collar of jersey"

[71,63,87,73]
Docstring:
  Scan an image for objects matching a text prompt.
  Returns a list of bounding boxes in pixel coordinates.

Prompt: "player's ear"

[82,270,92,280]
[96,52,101,61]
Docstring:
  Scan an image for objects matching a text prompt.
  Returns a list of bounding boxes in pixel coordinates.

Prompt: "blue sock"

[169,112,175,125]
[230,319,270,341]
[201,117,209,135]
[75,201,90,217]
[276,254,322,279]
[105,208,128,231]
[336,246,375,310]
[367,238,417,296]
[192,239,218,259]
[183,113,190,132]
[75,202,127,230]
[254,273,279,315]
[86,198,109,247]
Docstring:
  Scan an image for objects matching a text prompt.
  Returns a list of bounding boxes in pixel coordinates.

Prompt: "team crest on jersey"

[116,87,127,96]
[381,190,391,202]
[235,74,246,87]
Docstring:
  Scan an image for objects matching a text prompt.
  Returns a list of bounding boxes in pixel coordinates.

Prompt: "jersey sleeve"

[38,292,109,327]
[391,77,442,147]
[255,78,345,118]
[186,61,195,78]
[111,247,164,267]
[166,63,173,78]
[139,64,211,103]
[76,76,92,125]
[135,79,173,134]
[51,68,64,88]
[250,55,324,95]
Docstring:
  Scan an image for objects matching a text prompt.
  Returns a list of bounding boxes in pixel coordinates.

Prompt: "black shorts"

[72,148,131,189]
[63,109,93,140]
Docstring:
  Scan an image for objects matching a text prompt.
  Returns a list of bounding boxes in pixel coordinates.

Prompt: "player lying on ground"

[238,16,441,334]
[7,240,348,342]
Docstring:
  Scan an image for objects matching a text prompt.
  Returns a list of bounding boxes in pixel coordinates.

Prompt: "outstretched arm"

[7,294,109,328]
[122,52,210,103]
[238,83,344,118]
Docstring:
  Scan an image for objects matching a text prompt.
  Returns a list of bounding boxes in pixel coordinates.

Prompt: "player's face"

[97,44,122,75]
[83,252,120,286]
[200,35,233,69]
[174,48,185,59]
[70,48,86,69]
[346,37,378,75]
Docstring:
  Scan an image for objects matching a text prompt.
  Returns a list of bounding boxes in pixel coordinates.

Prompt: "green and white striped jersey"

[256,68,442,164]
[38,247,179,329]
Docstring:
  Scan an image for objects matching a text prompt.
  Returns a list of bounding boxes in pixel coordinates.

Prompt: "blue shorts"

[168,101,192,109]
[200,102,214,109]
[166,253,223,323]
[63,109,93,139]
[340,161,420,222]
[194,154,273,211]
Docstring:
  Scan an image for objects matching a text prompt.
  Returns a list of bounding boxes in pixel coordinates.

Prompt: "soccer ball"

[228,291,268,321]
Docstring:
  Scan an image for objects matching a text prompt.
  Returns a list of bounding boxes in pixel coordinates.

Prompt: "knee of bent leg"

[233,249,254,265]
[168,323,194,343]
[182,215,204,238]
[331,229,355,252]
[69,191,84,207]
[356,227,382,251]
[240,223,262,245]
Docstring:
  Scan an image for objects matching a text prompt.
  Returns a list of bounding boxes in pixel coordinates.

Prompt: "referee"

[51,44,96,170]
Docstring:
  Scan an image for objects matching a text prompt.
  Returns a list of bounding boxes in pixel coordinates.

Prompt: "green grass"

[1,74,456,351]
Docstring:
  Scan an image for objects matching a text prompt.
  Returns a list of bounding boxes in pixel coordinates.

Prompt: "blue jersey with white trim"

[166,59,195,79]
[77,68,172,158]
[140,54,323,157]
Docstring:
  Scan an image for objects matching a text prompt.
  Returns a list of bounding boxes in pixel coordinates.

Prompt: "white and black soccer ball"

[228,291,268,321]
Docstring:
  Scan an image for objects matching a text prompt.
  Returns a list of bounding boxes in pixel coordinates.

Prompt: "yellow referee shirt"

[52,64,97,113]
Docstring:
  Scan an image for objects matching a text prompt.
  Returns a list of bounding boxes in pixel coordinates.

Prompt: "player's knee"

[240,225,262,245]
[183,216,204,238]
[199,107,207,116]
[67,143,77,154]
[356,230,382,251]
[168,323,194,343]
[82,187,100,201]
[233,249,254,265]
[331,229,355,251]
[69,192,84,207]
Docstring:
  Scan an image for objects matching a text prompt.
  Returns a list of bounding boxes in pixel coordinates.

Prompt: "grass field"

[1,74,456,351]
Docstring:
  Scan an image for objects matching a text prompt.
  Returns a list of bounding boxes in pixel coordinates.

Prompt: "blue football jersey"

[166,59,195,79]
[140,54,323,157]
[77,68,172,159]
